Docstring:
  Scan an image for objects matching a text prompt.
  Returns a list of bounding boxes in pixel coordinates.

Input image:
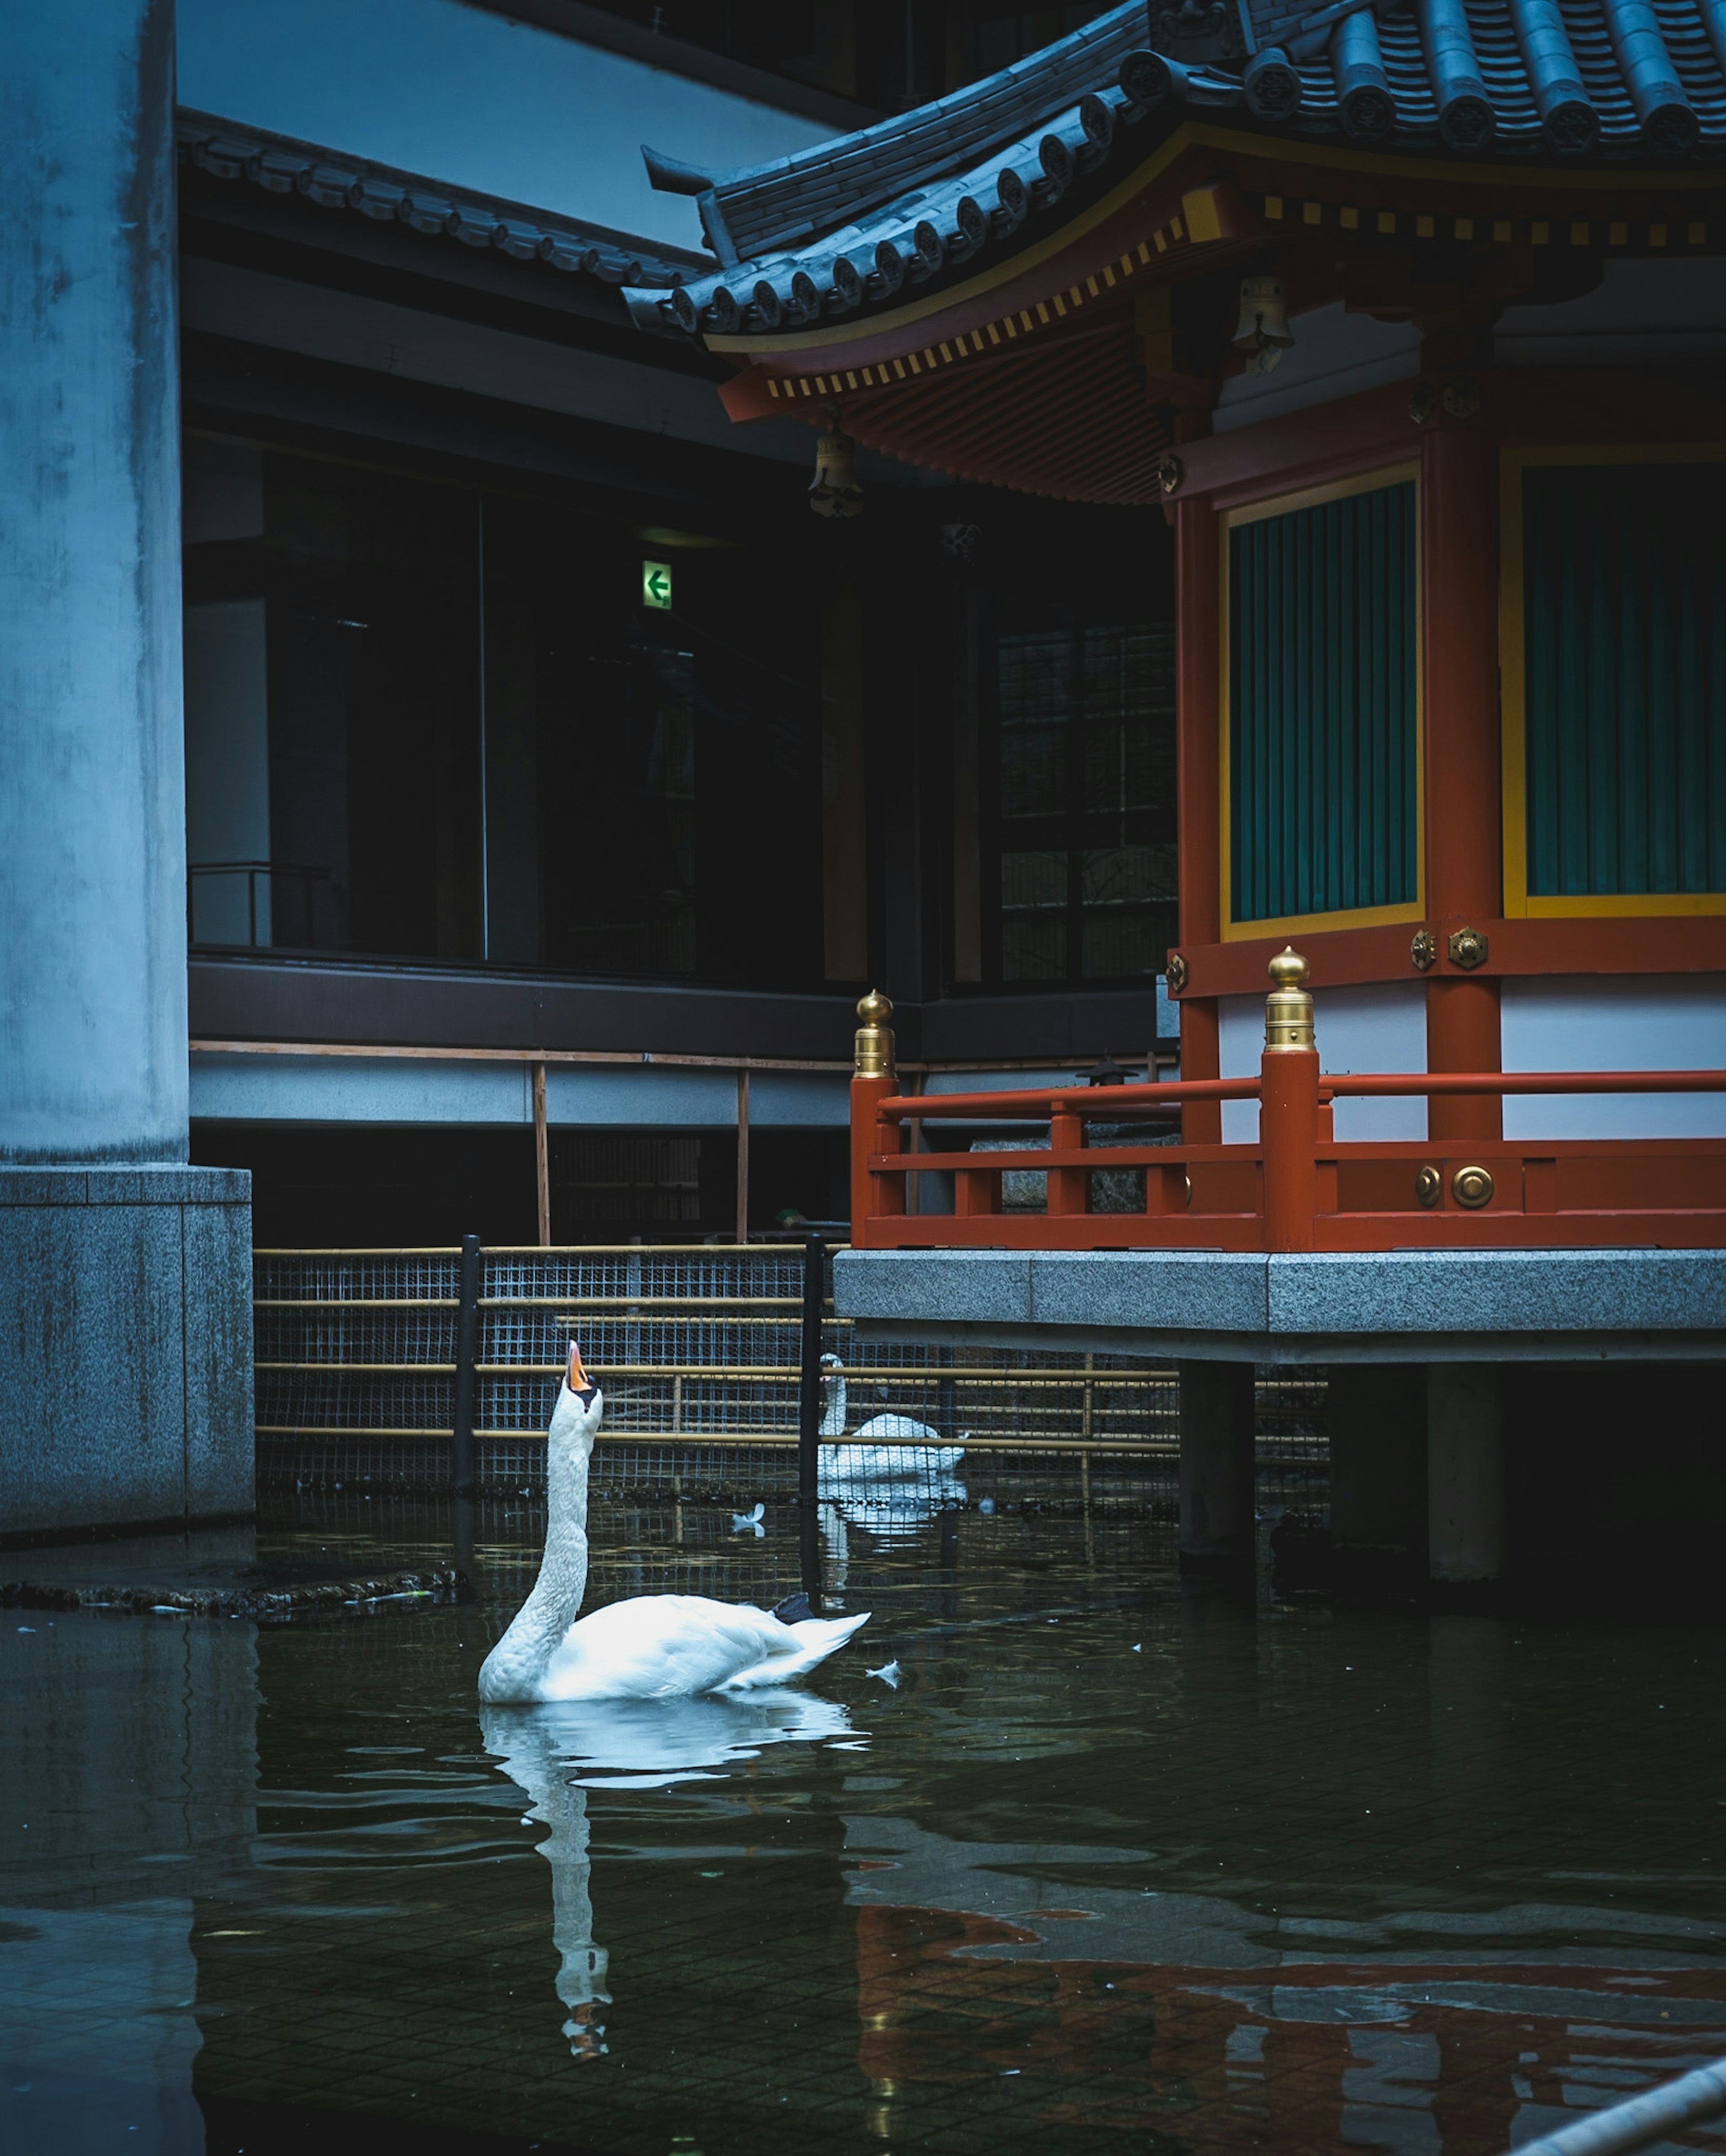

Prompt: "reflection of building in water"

[0,1613,260,2154]
[843,1818,1726,2153]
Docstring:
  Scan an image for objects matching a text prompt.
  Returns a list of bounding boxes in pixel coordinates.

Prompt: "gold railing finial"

[854,990,896,1080]
[1264,946,1315,1053]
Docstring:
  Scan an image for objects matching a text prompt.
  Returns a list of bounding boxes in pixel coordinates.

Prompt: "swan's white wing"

[721,1609,870,1688]
[854,1414,938,1441]
[539,1595,807,1702]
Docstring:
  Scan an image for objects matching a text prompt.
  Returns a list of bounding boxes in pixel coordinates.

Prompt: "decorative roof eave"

[675,117,1725,395]
[620,0,1726,352]
[177,110,702,291]
[703,114,1723,504]
[637,0,1153,266]
[714,177,1240,417]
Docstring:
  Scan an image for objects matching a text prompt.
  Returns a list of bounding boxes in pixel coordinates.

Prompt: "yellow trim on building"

[1499,444,1726,922]
[1220,463,1425,943]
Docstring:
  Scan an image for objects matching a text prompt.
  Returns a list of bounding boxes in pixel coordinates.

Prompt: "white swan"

[818,1353,967,1483]
[479,1344,869,1703]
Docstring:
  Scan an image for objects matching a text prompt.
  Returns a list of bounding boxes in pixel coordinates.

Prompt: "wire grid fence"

[253,1246,1329,1518]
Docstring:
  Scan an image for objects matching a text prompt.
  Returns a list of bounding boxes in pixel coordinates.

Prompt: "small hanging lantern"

[809,424,863,518]
[1232,275,1295,376]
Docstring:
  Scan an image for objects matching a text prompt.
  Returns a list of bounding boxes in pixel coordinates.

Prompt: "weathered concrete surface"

[0,2,188,1164]
[0,9,254,1535]
[835,1249,1726,1362]
[0,1169,254,1538]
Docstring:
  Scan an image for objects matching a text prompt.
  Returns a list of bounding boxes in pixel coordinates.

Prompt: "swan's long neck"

[819,1374,846,1438]
[478,1391,591,1700]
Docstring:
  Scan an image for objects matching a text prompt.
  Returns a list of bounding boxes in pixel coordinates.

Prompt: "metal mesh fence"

[253,1245,1328,1520]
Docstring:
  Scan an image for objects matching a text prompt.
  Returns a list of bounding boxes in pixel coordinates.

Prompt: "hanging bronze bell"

[809,427,863,518]
[1232,275,1295,376]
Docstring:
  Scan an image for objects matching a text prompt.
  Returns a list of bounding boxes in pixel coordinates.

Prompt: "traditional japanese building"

[616,0,1726,1586]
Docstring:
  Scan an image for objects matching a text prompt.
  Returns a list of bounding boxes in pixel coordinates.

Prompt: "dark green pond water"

[4,1499,1725,2156]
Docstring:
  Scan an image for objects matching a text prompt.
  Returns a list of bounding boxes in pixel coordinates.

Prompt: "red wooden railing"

[846,966,1726,1255]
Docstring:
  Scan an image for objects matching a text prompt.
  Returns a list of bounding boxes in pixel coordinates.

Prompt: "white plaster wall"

[178,0,828,251]
[1213,303,1420,434]
[188,1055,850,1127]
[1219,980,1428,1143]
[1495,258,1726,371]
[179,258,816,465]
[1501,976,1726,1139]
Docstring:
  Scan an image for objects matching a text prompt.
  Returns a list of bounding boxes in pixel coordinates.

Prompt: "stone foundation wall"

[0,1167,253,1538]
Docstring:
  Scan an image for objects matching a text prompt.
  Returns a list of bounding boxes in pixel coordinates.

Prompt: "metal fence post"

[451,1233,482,1497]
[798,1231,825,1609]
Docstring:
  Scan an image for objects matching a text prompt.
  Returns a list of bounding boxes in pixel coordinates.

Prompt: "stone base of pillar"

[1328,1364,1428,1596]
[1178,1361,1256,1568]
[1427,1363,1505,1593]
[0,1168,254,1540]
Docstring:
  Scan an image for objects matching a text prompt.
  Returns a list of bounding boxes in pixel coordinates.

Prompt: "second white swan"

[818,1353,967,1482]
[479,1344,868,1703]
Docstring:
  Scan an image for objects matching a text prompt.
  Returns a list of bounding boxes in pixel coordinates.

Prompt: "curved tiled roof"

[177,111,699,291]
[623,0,1726,342]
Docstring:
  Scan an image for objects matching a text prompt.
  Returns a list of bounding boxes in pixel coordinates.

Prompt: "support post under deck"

[1178,1361,1256,1568]
[1427,1363,1507,1587]
[1328,1365,1429,1593]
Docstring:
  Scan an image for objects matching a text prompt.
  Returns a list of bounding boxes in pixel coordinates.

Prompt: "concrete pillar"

[1427,1364,1506,1585]
[1178,1361,1256,1566]
[1328,1364,1428,1593]
[0,2,253,1536]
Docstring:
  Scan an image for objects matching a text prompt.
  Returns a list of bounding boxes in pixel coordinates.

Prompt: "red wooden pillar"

[1422,427,1502,1142]
[1175,494,1223,1143]
[1047,1100,1088,1217]
[849,1074,900,1241]
[848,991,901,1243]
[1261,949,1319,1251]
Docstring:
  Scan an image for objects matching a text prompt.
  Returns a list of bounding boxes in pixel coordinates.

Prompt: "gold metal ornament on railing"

[1451,1164,1495,1209]
[854,990,895,1080]
[1263,946,1316,1053]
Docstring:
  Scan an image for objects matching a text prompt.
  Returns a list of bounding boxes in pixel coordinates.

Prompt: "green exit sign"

[641,560,672,610]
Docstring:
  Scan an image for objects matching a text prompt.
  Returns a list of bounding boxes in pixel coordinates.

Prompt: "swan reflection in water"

[820,1469,967,1558]
[480,1688,860,2058]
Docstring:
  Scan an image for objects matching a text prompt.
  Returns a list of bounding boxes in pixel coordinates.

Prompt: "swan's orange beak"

[566,1340,595,1399]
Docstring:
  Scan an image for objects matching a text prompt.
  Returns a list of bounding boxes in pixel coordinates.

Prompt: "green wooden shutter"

[1523,464,1726,898]
[1229,479,1418,925]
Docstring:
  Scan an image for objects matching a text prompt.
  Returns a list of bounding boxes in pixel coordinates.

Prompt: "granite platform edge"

[0,1164,252,1205]
[834,1247,1726,1355]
